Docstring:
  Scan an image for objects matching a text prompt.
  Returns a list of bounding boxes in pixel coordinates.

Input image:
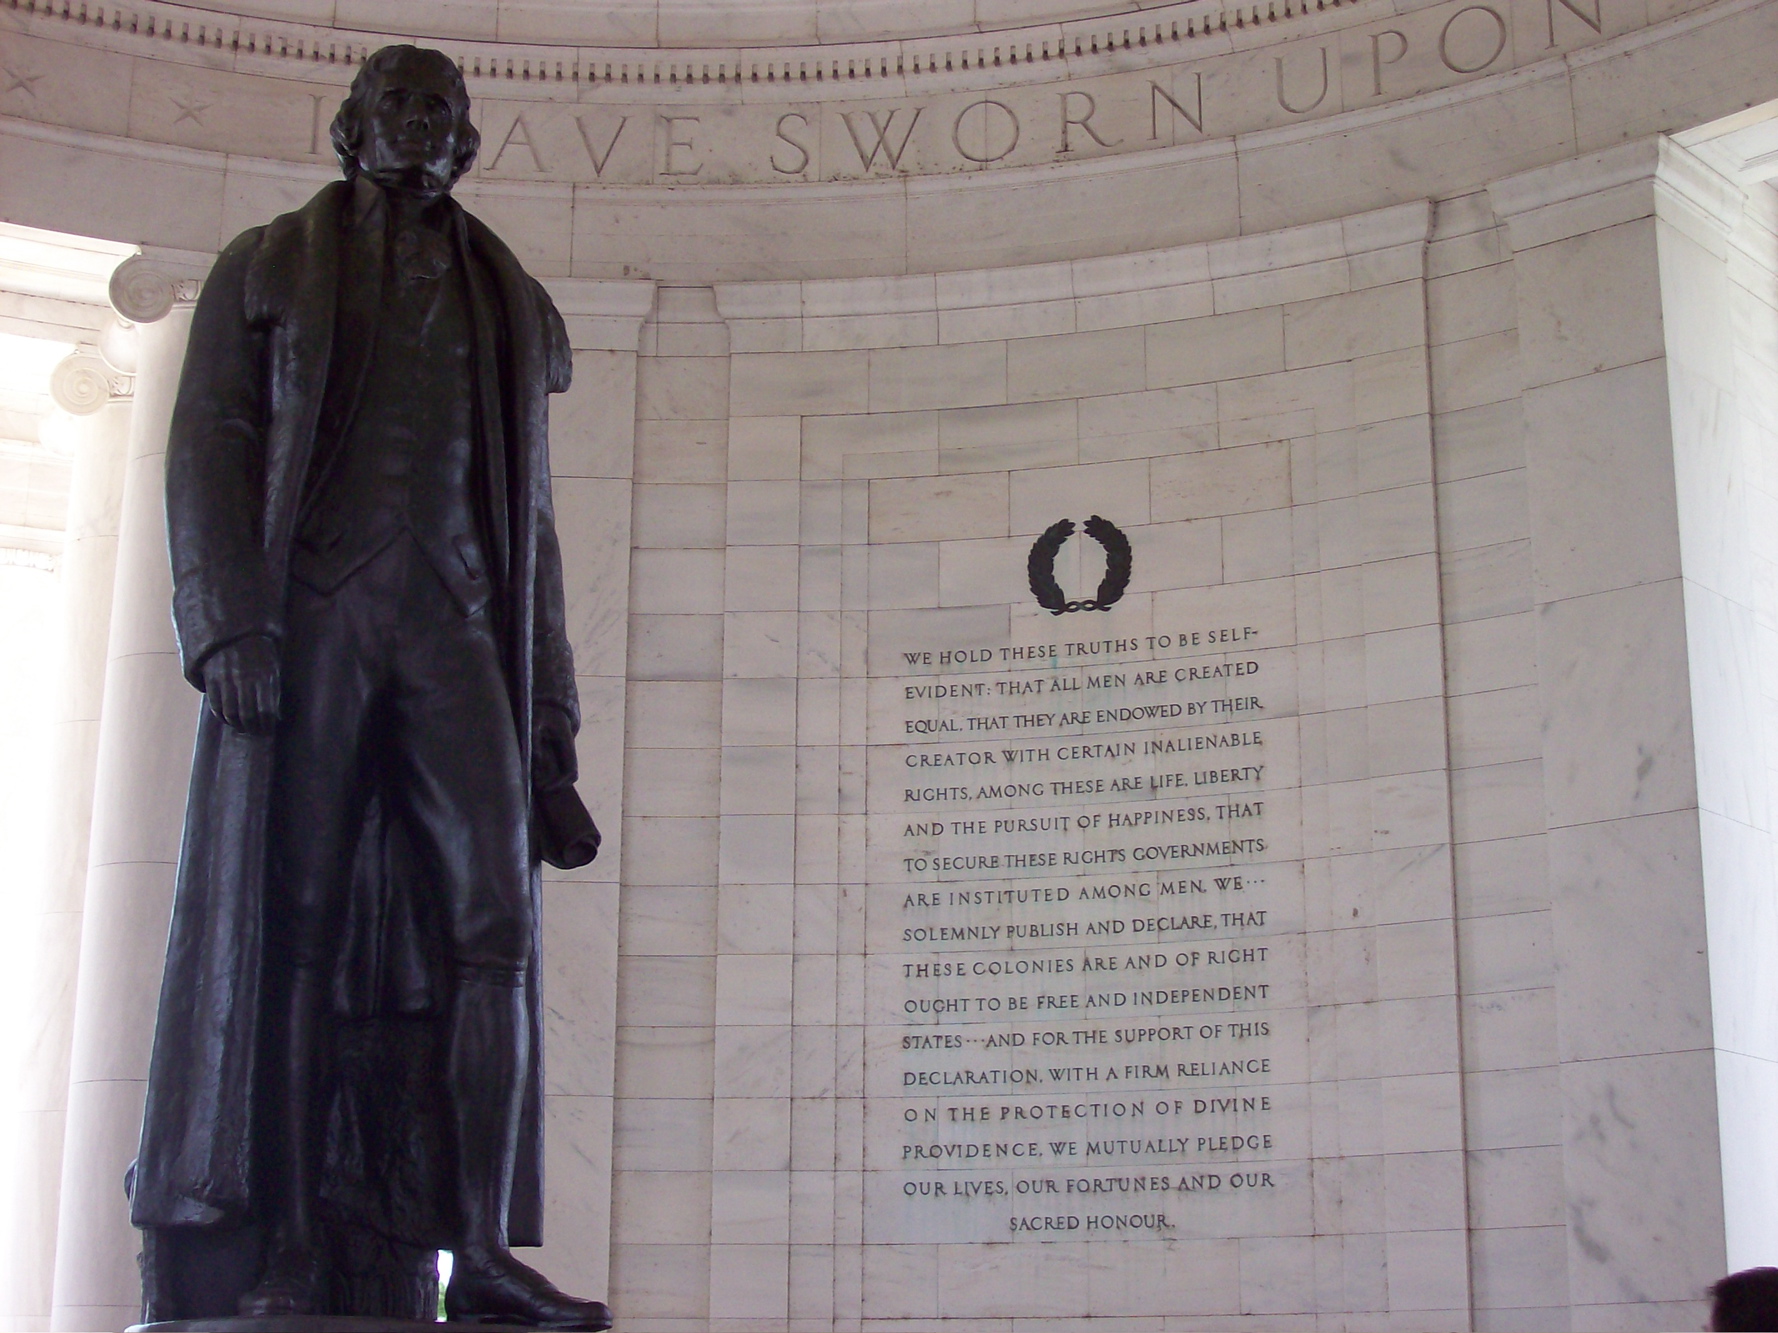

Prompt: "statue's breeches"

[269,531,531,977]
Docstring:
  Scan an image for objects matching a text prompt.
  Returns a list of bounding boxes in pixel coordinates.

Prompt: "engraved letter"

[576,114,627,177]
[308,93,327,155]
[1273,48,1329,115]
[488,114,546,172]
[661,115,702,176]
[773,112,812,174]
[1370,30,1408,96]
[842,106,923,172]
[952,99,1020,164]
[1149,77,1204,138]
[1060,90,1121,152]
[1546,0,1602,45]
[1438,5,1507,73]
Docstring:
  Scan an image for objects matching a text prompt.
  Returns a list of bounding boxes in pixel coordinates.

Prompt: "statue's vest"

[292,239,489,616]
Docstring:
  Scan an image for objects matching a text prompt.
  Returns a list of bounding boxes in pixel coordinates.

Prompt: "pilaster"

[1487,132,1777,1330]
[532,276,654,1301]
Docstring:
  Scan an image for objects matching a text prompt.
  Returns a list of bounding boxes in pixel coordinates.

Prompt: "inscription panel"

[864,615,1308,1243]
[794,231,1465,1317]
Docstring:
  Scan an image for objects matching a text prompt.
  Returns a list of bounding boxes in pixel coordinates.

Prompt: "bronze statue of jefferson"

[129,45,611,1329]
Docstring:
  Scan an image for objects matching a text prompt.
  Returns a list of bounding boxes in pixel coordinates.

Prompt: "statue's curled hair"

[329,45,480,186]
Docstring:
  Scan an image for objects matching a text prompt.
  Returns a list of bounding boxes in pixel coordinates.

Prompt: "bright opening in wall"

[0,327,79,1280]
[0,331,76,406]
[0,325,77,927]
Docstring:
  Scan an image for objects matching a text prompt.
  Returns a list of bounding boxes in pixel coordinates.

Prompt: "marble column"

[0,340,134,1332]
[48,256,203,1332]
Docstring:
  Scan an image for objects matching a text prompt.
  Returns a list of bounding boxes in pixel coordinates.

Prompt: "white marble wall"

[581,201,1490,1331]
[5,6,1778,1316]
[571,131,1778,1332]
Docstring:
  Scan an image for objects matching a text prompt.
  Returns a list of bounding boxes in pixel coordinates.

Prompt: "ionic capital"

[50,353,132,414]
[107,254,203,324]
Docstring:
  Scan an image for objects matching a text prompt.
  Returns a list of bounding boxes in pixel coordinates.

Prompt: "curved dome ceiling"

[170,0,1172,48]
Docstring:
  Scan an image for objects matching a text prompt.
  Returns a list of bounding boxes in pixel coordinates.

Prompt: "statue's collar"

[347,175,454,231]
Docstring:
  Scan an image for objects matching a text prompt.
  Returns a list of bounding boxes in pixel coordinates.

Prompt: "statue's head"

[331,45,479,195]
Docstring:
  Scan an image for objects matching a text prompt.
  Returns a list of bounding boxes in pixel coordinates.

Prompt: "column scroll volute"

[106,253,204,325]
[49,305,140,416]
[47,354,125,416]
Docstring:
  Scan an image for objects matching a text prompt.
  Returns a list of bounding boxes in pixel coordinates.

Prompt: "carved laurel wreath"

[1027,515,1133,615]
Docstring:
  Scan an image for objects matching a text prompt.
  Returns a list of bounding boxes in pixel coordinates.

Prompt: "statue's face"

[355,58,463,194]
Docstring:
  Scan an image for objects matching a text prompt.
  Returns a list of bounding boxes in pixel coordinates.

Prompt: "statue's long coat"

[131,178,577,1248]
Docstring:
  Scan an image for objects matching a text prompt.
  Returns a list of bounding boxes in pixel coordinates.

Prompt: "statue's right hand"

[202,636,282,735]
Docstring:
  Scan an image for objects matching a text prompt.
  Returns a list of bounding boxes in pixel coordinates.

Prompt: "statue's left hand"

[532,703,600,868]
[532,703,578,792]
[202,635,282,735]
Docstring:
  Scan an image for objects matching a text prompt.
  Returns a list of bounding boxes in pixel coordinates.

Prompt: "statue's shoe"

[446,1248,613,1330]
[236,1243,325,1316]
